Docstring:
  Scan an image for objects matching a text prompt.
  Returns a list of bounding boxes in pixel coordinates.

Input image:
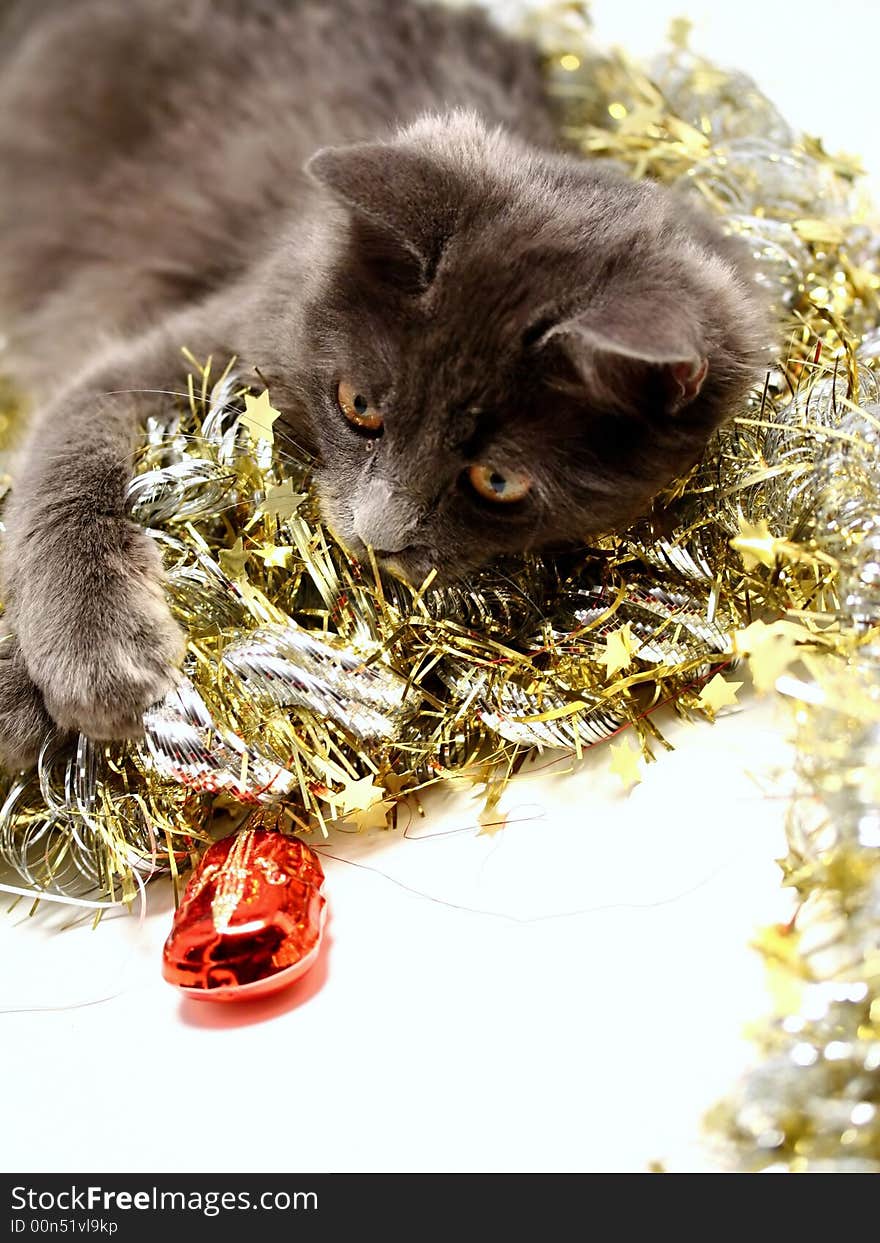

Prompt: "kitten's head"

[297,112,768,584]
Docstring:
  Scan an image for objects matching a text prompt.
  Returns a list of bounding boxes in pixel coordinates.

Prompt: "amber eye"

[467,464,533,504]
[337,379,383,432]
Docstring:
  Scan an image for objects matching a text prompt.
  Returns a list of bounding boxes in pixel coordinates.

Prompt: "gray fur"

[0,0,769,768]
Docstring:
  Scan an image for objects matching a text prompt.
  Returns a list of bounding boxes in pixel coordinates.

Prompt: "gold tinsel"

[1,1,880,1170]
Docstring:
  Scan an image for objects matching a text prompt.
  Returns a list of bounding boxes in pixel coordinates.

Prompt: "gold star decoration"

[668,16,693,49]
[698,672,744,714]
[608,737,643,787]
[380,771,415,799]
[239,390,282,445]
[255,544,294,570]
[331,774,386,816]
[730,515,780,571]
[754,922,805,1016]
[735,618,800,651]
[347,799,393,831]
[734,619,810,693]
[599,623,638,678]
[218,537,249,581]
[730,515,836,575]
[263,478,307,519]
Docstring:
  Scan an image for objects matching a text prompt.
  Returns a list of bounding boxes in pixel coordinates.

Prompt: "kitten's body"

[0,0,556,393]
[0,0,767,767]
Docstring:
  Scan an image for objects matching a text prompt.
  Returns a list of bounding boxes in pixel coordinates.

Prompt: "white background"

[2,0,878,1175]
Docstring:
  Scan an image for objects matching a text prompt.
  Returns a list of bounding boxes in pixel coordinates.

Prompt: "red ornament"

[162,825,326,1001]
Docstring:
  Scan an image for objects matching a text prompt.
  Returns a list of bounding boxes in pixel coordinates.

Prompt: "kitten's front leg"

[2,375,185,750]
[0,629,54,769]
[0,321,240,765]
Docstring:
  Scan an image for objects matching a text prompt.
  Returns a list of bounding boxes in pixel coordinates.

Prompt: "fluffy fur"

[0,0,768,767]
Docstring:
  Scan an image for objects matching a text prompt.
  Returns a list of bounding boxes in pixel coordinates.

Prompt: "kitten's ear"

[305,141,456,283]
[539,295,709,414]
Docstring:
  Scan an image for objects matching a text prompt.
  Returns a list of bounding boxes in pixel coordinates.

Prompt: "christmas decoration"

[162,819,326,1001]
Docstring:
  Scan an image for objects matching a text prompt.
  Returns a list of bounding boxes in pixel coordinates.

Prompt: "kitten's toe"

[0,633,55,771]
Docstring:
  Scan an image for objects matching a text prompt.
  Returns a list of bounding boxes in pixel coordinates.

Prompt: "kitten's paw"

[0,633,55,771]
[40,597,184,742]
[20,529,186,742]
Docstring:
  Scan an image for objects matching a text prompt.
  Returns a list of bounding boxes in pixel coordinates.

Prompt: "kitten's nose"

[352,481,419,554]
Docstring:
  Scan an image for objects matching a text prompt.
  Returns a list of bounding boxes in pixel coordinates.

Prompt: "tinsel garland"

[2,1,880,1169]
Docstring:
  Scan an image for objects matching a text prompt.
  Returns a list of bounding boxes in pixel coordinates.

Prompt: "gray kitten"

[0,0,767,769]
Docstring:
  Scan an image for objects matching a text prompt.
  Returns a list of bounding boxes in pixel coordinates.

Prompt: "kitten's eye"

[467,464,533,504]
[337,379,383,432]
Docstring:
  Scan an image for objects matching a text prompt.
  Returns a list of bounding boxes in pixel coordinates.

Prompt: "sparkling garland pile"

[531,4,880,1171]
[1,0,880,1169]
[706,387,880,1172]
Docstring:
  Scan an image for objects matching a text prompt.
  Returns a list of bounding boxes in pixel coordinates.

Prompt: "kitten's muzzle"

[352,479,421,554]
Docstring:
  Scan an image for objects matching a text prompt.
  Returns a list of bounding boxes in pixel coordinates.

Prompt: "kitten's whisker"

[487,568,543,614]
[83,436,303,505]
[265,425,314,461]
[132,428,307,466]
[94,387,314,462]
[96,388,199,400]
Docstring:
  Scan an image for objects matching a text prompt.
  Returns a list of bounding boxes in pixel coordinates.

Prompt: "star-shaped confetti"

[255,544,294,570]
[734,619,809,693]
[754,922,805,1016]
[332,774,386,816]
[730,516,781,571]
[218,537,249,581]
[239,389,282,445]
[741,618,816,649]
[698,672,744,714]
[608,737,643,787]
[263,478,307,519]
[732,515,836,575]
[381,772,415,799]
[599,623,638,678]
[751,640,799,693]
[348,799,393,831]
[668,16,693,49]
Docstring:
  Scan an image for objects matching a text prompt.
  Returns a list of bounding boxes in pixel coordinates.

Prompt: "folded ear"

[539,292,709,414]
[305,141,458,285]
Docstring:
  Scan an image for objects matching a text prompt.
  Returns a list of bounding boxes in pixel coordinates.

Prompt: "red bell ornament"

[162,826,326,1001]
